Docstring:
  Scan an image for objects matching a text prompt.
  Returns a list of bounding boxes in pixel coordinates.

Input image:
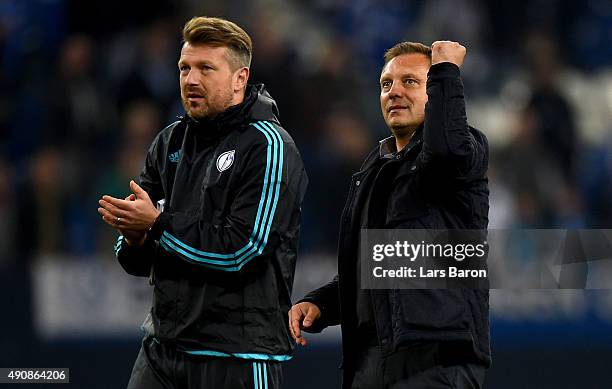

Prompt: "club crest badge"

[216,150,235,172]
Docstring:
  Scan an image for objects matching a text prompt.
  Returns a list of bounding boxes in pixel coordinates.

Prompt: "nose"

[183,69,199,86]
[387,80,403,99]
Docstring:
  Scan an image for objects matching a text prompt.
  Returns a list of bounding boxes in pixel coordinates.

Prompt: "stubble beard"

[183,91,234,121]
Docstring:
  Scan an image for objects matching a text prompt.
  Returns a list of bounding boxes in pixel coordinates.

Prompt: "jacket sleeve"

[298,275,341,332]
[114,133,164,277]
[421,62,487,178]
[149,123,307,274]
[114,235,156,277]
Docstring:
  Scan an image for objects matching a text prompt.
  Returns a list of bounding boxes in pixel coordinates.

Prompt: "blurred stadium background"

[1,0,611,387]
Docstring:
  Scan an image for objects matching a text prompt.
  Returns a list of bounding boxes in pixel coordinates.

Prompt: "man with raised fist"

[290,41,490,388]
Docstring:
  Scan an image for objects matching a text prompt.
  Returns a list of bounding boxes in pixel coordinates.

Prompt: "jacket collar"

[378,124,424,159]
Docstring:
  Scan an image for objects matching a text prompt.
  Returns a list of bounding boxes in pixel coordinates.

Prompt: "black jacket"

[301,63,491,368]
[115,84,308,361]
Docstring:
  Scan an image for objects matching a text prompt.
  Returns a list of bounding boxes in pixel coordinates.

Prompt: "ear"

[233,67,249,93]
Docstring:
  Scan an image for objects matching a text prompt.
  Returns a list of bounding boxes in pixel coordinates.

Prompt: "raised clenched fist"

[431,41,466,67]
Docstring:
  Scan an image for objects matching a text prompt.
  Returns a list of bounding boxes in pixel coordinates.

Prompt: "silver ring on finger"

[116,217,121,224]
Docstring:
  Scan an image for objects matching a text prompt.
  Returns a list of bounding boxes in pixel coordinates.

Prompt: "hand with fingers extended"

[98,180,160,246]
[288,302,321,346]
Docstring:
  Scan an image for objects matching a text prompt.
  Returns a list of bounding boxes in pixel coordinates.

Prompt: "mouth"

[185,91,205,103]
[387,105,408,114]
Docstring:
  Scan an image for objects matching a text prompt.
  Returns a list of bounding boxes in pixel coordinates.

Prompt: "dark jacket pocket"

[392,289,470,332]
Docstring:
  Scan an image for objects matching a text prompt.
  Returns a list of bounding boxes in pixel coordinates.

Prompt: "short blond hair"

[383,42,431,69]
[182,16,252,70]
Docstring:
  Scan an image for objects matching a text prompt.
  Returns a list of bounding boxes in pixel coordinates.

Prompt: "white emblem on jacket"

[216,150,235,172]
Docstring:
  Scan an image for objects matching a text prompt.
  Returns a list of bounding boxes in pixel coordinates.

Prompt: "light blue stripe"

[160,235,242,266]
[257,363,262,389]
[161,231,252,259]
[245,122,276,257]
[160,239,246,271]
[238,121,284,268]
[114,235,124,256]
[159,239,243,271]
[183,349,292,361]
[160,121,284,270]
[233,122,279,266]
[184,350,229,357]
[214,122,277,264]
[256,122,283,248]
[263,362,268,389]
[253,362,258,389]
[234,353,292,361]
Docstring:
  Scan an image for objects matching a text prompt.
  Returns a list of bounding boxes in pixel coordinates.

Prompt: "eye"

[381,80,391,89]
[179,65,189,72]
[405,79,417,86]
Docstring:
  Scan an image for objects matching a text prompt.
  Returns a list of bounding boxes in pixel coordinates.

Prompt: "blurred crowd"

[1,0,611,268]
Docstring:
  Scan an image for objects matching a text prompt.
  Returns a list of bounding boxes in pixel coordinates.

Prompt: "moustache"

[183,88,206,98]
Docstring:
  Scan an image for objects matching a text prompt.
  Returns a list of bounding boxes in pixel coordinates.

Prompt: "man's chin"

[386,118,410,131]
[389,123,419,138]
[185,107,209,120]
[188,112,206,120]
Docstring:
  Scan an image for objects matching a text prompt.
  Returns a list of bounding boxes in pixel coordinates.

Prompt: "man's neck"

[395,128,416,152]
